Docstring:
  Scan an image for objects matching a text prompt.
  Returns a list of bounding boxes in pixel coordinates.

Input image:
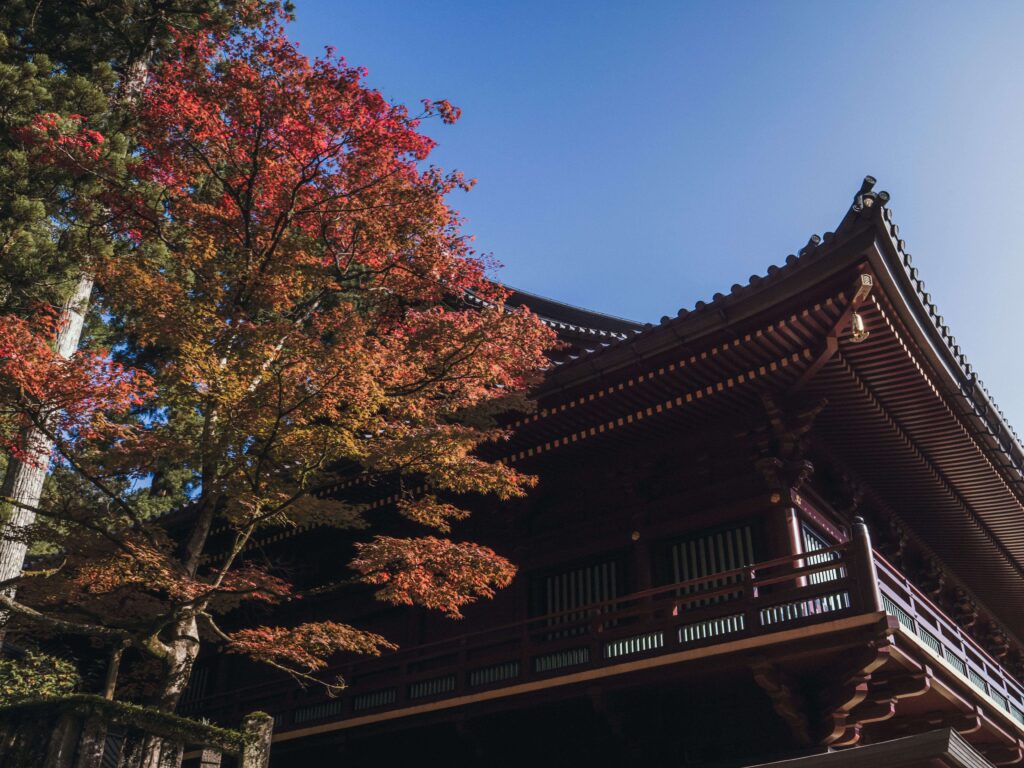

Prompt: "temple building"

[183,178,1024,767]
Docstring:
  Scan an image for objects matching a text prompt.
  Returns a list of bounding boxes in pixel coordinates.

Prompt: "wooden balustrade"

[182,535,1024,736]
[874,552,1024,728]
[185,545,863,730]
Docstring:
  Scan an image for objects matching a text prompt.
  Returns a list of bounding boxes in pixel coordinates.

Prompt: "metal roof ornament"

[850,311,870,344]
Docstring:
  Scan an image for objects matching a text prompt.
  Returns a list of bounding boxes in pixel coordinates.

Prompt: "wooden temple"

[182,178,1024,767]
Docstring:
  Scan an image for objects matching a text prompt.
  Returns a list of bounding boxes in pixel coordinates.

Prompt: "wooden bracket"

[791,273,875,393]
[820,673,871,746]
[818,642,893,746]
[751,657,813,746]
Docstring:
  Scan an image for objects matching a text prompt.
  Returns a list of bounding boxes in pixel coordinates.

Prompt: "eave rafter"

[503,349,813,466]
[508,292,852,454]
[828,294,1024,593]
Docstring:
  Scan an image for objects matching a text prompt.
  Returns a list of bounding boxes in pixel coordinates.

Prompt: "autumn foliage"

[0,310,150,465]
[0,11,551,708]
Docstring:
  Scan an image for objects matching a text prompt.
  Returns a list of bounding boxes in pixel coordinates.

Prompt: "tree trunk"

[0,275,94,611]
[131,614,200,768]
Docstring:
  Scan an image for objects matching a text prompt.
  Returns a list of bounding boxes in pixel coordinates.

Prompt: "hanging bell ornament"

[850,311,870,343]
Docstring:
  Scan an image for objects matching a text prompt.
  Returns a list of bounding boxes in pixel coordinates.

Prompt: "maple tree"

[0,7,551,764]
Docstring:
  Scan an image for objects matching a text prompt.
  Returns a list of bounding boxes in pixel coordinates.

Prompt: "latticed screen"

[539,559,620,636]
[801,523,841,583]
[670,524,756,605]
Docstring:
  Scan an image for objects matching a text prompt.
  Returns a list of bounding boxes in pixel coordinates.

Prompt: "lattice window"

[669,524,756,606]
[409,674,456,700]
[294,699,344,724]
[538,558,620,637]
[801,523,841,584]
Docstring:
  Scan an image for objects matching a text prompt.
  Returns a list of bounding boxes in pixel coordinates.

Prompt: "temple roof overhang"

[508,178,1024,641]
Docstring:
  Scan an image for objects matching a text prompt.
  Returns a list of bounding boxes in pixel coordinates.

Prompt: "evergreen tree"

[0,0,283,621]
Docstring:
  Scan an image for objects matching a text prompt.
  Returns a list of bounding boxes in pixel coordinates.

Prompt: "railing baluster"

[195,544,1024,733]
[743,567,759,634]
[875,547,1024,718]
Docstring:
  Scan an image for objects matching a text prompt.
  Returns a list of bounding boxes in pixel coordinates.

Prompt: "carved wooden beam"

[919,557,946,599]
[790,274,875,393]
[832,472,864,523]
[755,456,815,493]
[831,723,862,748]
[820,672,872,746]
[986,625,1011,661]
[953,588,979,630]
[870,669,932,701]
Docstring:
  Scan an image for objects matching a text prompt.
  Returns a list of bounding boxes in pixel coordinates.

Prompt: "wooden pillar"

[512,544,529,621]
[852,517,882,613]
[630,528,652,592]
[765,492,802,560]
[784,505,803,557]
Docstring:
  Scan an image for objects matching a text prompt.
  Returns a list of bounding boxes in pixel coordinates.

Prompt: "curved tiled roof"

[503,177,1024,640]
[465,286,642,341]
[521,178,1023,484]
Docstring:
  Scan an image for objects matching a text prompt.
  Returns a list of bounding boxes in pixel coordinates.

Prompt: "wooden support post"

[852,517,883,613]
[239,713,273,768]
[630,529,652,593]
[742,566,760,636]
[765,494,804,591]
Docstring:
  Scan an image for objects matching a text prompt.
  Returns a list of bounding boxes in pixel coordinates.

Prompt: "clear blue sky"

[290,1,1024,430]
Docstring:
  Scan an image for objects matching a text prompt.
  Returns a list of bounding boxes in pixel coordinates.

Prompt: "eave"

[509,178,1024,640]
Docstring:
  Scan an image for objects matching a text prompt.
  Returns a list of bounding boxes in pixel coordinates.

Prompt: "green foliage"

[0,649,79,703]
[0,0,287,703]
[0,0,284,317]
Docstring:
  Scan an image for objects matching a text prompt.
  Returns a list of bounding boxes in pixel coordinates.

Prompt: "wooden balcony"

[874,554,1024,729]
[183,524,1024,752]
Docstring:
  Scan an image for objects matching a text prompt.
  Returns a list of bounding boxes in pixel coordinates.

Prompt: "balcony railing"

[183,522,1024,734]
[186,532,869,729]
[875,553,1024,727]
